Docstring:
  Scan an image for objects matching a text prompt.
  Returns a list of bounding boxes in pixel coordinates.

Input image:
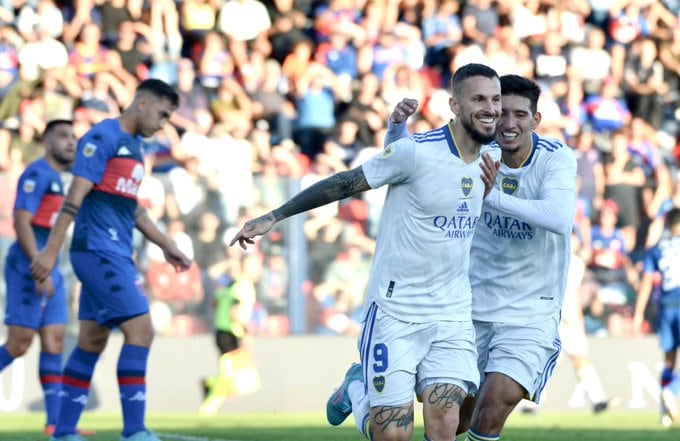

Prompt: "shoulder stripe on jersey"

[536,136,563,152]
[413,129,446,140]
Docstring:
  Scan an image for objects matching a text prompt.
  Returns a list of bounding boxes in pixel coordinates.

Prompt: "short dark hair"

[451,63,499,97]
[500,74,541,114]
[136,78,179,107]
[43,119,72,139]
[666,207,680,229]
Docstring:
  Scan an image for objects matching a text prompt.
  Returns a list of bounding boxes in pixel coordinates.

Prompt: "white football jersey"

[471,133,577,324]
[362,123,500,323]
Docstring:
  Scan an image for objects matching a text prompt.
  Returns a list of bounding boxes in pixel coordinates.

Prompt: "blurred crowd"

[0,0,678,338]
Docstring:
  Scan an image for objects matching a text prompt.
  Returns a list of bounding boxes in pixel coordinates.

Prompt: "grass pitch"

[1,411,679,441]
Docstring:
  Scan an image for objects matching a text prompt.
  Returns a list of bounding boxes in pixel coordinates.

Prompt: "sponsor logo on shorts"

[373,376,385,393]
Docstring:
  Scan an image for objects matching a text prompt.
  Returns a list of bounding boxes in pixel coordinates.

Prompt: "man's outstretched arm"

[230,166,371,249]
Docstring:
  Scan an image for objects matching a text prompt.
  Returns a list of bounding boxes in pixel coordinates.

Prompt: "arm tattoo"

[426,384,467,409]
[373,404,414,434]
[272,167,371,221]
[60,202,80,217]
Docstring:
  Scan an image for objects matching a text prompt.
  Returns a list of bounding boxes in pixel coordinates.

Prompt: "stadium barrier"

[0,334,666,414]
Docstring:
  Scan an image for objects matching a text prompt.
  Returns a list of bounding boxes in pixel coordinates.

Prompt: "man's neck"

[502,132,534,169]
[45,155,68,173]
[450,120,481,164]
[118,111,137,136]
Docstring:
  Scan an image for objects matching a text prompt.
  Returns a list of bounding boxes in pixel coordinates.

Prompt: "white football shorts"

[358,302,479,407]
[475,316,561,403]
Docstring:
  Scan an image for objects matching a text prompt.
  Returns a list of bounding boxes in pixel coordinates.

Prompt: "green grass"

[2,411,679,440]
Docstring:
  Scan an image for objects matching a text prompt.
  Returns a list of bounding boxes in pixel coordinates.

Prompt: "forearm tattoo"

[272,167,370,221]
[426,384,467,409]
[372,403,414,434]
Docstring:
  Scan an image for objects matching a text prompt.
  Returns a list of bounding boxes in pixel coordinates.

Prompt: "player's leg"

[51,251,113,439]
[456,396,476,435]
[118,313,155,439]
[39,271,69,431]
[465,372,524,439]
[419,320,478,441]
[1,325,37,366]
[51,319,109,439]
[657,306,679,426]
[38,324,65,430]
[561,321,609,412]
[466,318,561,440]
[327,304,376,433]
[365,304,426,441]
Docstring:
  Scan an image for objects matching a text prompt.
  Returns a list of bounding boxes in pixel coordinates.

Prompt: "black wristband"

[61,202,80,217]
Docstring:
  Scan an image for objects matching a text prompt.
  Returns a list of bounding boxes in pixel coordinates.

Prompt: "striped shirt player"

[1,119,77,435]
[634,208,680,427]
[367,122,500,405]
[4,158,68,330]
[31,79,187,441]
[67,118,150,324]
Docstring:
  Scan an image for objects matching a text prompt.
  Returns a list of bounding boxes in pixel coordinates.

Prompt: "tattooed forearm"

[426,384,466,409]
[272,167,371,221]
[372,404,414,433]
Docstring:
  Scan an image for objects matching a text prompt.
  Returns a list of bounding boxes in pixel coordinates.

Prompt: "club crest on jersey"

[83,142,97,158]
[461,177,473,197]
[373,376,385,393]
[51,182,60,192]
[23,179,36,193]
[501,177,519,195]
[381,143,395,159]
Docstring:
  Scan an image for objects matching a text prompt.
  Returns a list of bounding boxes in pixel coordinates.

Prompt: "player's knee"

[471,401,510,434]
[426,410,460,440]
[6,338,32,357]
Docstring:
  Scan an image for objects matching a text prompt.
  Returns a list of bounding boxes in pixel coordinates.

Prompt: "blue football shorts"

[4,260,67,329]
[71,250,149,327]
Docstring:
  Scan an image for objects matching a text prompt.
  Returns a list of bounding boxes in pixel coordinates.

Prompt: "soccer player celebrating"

[1,120,79,436]
[231,63,501,441]
[385,74,577,441]
[31,79,192,441]
[633,207,680,428]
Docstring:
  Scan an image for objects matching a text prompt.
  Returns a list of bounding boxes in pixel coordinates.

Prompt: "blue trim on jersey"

[411,123,462,158]
[535,133,564,154]
[360,303,378,395]
[535,336,561,403]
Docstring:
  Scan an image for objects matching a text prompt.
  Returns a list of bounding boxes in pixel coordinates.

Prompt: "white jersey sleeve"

[362,136,416,189]
[484,147,577,235]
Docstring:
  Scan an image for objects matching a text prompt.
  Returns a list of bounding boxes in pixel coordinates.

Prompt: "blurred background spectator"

[0,0,678,341]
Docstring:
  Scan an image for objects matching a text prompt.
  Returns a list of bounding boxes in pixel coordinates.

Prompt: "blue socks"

[39,352,63,426]
[54,347,99,437]
[0,345,14,371]
[118,344,150,436]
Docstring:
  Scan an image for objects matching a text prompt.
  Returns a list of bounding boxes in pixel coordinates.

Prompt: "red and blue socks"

[39,352,63,426]
[54,347,99,437]
[118,344,150,437]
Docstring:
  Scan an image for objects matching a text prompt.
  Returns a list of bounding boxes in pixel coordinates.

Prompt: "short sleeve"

[360,137,417,189]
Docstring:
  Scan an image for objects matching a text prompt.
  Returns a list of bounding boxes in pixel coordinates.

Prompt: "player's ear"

[449,96,459,117]
[532,111,541,130]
